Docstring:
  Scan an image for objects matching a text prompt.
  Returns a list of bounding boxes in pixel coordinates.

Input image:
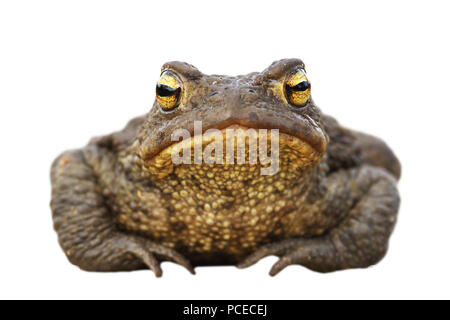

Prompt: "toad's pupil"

[156,83,180,97]
[289,81,310,92]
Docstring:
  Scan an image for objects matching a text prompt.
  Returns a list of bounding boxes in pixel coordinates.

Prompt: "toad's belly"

[117,200,295,264]
[115,175,331,264]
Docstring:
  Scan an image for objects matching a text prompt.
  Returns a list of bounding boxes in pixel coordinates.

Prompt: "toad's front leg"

[238,165,400,275]
[50,147,194,277]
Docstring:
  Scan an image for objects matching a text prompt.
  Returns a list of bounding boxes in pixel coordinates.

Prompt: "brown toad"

[50,59,401,276]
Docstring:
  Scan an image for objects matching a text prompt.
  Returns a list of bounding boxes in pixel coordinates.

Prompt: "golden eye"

[156,71,182,111]
[285,69,311,107]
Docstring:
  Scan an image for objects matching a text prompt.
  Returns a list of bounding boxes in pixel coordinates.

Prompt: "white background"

[1,0,449,299]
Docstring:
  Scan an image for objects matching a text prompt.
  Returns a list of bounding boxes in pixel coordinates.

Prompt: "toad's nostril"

[249,112,259,122]
[240,88,257,94]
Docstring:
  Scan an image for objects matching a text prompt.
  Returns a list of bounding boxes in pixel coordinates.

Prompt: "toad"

[50,59,401,276]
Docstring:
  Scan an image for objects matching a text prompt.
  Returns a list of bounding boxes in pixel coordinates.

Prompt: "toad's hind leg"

[238,166,400,275]
[50,147,194,277]
[354,131,401,180]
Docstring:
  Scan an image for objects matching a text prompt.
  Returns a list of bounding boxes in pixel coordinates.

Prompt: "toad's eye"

[285,69,311,107]
[156,71,182,111]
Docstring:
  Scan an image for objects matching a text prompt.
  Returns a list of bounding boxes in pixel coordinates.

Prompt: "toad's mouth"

[139,124,324,179]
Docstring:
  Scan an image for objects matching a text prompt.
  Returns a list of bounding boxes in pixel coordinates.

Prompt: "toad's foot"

[115,236,195,277]
[238,238,349,276]
[237,239,307,276]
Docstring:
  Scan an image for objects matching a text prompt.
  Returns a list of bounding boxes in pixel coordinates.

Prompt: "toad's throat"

[141,124,322,179]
